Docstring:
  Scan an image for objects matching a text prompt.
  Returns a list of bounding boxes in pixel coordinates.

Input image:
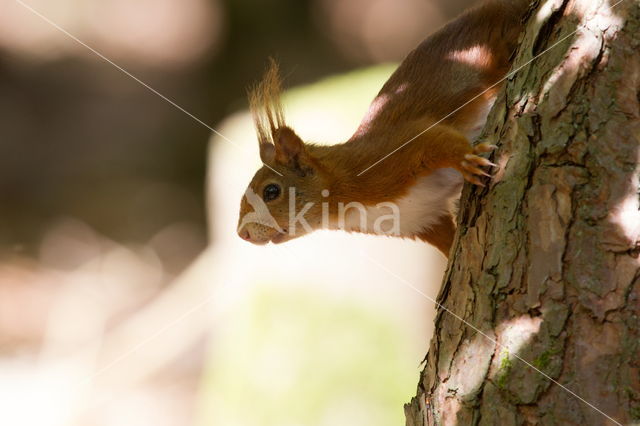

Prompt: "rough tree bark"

[405,0,640,424]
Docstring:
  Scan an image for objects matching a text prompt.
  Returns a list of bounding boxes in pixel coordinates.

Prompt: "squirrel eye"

[263,183,281,202]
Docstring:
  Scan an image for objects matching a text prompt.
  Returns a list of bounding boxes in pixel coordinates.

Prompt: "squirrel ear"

[259,142,276,164]
[273,127,308,170]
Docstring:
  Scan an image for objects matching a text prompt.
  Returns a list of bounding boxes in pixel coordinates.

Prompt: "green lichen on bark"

[532,345,561,370]
[496,351,513,390]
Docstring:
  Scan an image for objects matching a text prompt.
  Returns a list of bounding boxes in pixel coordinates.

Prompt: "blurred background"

[0,0,479,425]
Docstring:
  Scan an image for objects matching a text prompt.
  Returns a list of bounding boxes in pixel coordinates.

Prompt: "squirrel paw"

[459,143,498,186]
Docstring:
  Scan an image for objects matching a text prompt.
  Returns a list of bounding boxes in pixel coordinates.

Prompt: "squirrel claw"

[474,142,498,153]
[460,152,497,186]
[464,154,497,168]
[462,172,486,187]
[458,143,499,186]
[461,161,491,177]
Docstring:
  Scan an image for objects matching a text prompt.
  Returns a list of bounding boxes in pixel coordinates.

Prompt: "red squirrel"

[237,0,529,257]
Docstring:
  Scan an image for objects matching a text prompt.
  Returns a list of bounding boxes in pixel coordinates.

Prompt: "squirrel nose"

[239,228,252,241]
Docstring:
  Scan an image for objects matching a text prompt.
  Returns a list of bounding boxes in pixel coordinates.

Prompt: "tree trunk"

[405,0,640,424]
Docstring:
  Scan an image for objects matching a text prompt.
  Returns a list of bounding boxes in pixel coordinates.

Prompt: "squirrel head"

[237,60,329,245]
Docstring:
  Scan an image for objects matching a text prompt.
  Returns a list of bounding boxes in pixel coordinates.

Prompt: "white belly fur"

[342,168,463,237]
[394,168,464,236]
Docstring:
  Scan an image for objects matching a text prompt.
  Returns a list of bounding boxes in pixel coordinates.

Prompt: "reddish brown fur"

[238,0,530,256]
[418,214,457,257]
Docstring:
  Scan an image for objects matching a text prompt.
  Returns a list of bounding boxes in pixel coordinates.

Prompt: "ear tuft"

[249,58,286,163]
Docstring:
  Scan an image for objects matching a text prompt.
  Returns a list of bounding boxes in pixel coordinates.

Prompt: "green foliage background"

[197,286,416,426]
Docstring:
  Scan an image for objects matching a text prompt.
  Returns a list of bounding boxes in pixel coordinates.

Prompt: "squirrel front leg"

[409,124,497,186]
[417,214,456,257]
